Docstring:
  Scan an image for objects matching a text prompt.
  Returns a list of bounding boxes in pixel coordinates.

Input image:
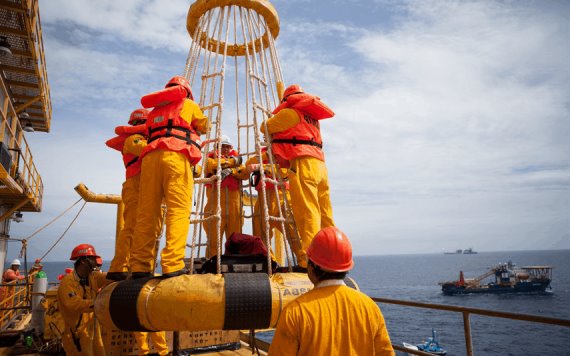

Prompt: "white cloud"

[8,1,569,261]
[41,0,192,53]
[275,0,569,253]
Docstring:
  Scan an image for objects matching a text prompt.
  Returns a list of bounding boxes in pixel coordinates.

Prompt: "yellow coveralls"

[109,134,158,273]
[133,331,169,355]
[130,100,208,274]
[246,154,294,250]
[204,157,249,258]
[262,109,334,267]
[115,135,169,353]
[268,282,395,356]
[57,271,108,356]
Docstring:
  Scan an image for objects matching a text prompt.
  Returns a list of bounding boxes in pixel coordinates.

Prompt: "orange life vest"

[115,124,146,136]
[206,150,241,191]
[141,88,202,165]
[271,92,334,120]
[105,125,146,178]
[271,108,325,162]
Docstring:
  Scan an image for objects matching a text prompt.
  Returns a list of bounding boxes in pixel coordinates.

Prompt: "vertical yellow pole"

[115,202,124,240]
[273,228,284,266]
[463,312,473,356]
[276,81,285,102]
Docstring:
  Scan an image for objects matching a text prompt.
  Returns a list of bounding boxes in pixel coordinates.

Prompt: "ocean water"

[14,249,569,355]
[350,250,570,356]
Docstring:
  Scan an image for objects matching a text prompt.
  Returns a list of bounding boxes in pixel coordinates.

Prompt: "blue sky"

[7,0,570,262]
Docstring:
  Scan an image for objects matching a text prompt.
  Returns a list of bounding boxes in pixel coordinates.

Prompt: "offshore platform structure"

[0,0,51,336]
[183,0,301,272]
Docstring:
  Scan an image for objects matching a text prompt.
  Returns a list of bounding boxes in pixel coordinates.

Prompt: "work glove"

[228,156,243,167]
[247,163,261,173]
[192,165,202,178]
[220,168,233,181]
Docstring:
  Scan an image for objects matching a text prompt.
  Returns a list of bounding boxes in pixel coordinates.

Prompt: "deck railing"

[241,296,570,355]
[0,273,35,332]
[372,297,570,356]
[0,74,43,214]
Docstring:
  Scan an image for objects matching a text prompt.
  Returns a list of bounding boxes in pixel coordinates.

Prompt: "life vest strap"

[272,137,323,149]
[148,119,201,150]
[249,171,261,188]
[125,156,139,168]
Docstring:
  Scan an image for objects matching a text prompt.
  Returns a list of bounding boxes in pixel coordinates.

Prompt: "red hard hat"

[165,75,193,100]
[128,108,149,125]
[306,227,354,272]
[70,244,100,261]
[282,84,304,102]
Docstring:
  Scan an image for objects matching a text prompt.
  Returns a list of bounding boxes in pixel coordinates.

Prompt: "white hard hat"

[11,259,21,266]
[220,135,233,147]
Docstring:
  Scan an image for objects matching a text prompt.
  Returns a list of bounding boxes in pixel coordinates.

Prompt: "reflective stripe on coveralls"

[57,271,107,356]
[268,284,395,356]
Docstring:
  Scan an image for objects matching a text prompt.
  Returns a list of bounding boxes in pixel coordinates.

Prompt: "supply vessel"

[439,261,552,295]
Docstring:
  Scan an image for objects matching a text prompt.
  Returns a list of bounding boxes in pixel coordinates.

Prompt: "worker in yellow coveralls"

[57,244,108,356]
[204,135,249,257]
[269,227,395,356]
[130,76,209,278]
[261,84,335,268]
[105,109,169,354]
[246,148,294,253]
[133,331,169,356]
[105,108,154,281]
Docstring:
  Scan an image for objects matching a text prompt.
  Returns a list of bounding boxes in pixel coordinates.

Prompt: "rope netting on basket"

[183,0,301,275]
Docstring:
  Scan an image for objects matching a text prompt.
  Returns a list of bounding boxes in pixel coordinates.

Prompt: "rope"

[39,201,87,261]
[152,205,167,274]
[23,198,83,241]
[182,1,300,272]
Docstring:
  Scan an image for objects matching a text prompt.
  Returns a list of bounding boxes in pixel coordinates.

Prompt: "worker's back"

[270,284,394,356]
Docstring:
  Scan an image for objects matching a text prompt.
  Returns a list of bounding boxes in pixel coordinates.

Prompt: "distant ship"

[443,248,478,255]
[444,249,463,255]
[439,261,552,295]
[403,328,447,355]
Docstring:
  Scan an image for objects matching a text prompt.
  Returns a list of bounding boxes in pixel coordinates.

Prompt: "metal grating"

[0,0,52,133]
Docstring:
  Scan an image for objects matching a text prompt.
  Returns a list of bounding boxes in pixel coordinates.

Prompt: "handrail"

[0,75,44,212]
[27,0,53,130]
[372,296,570,356]
[0,274,35,332]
